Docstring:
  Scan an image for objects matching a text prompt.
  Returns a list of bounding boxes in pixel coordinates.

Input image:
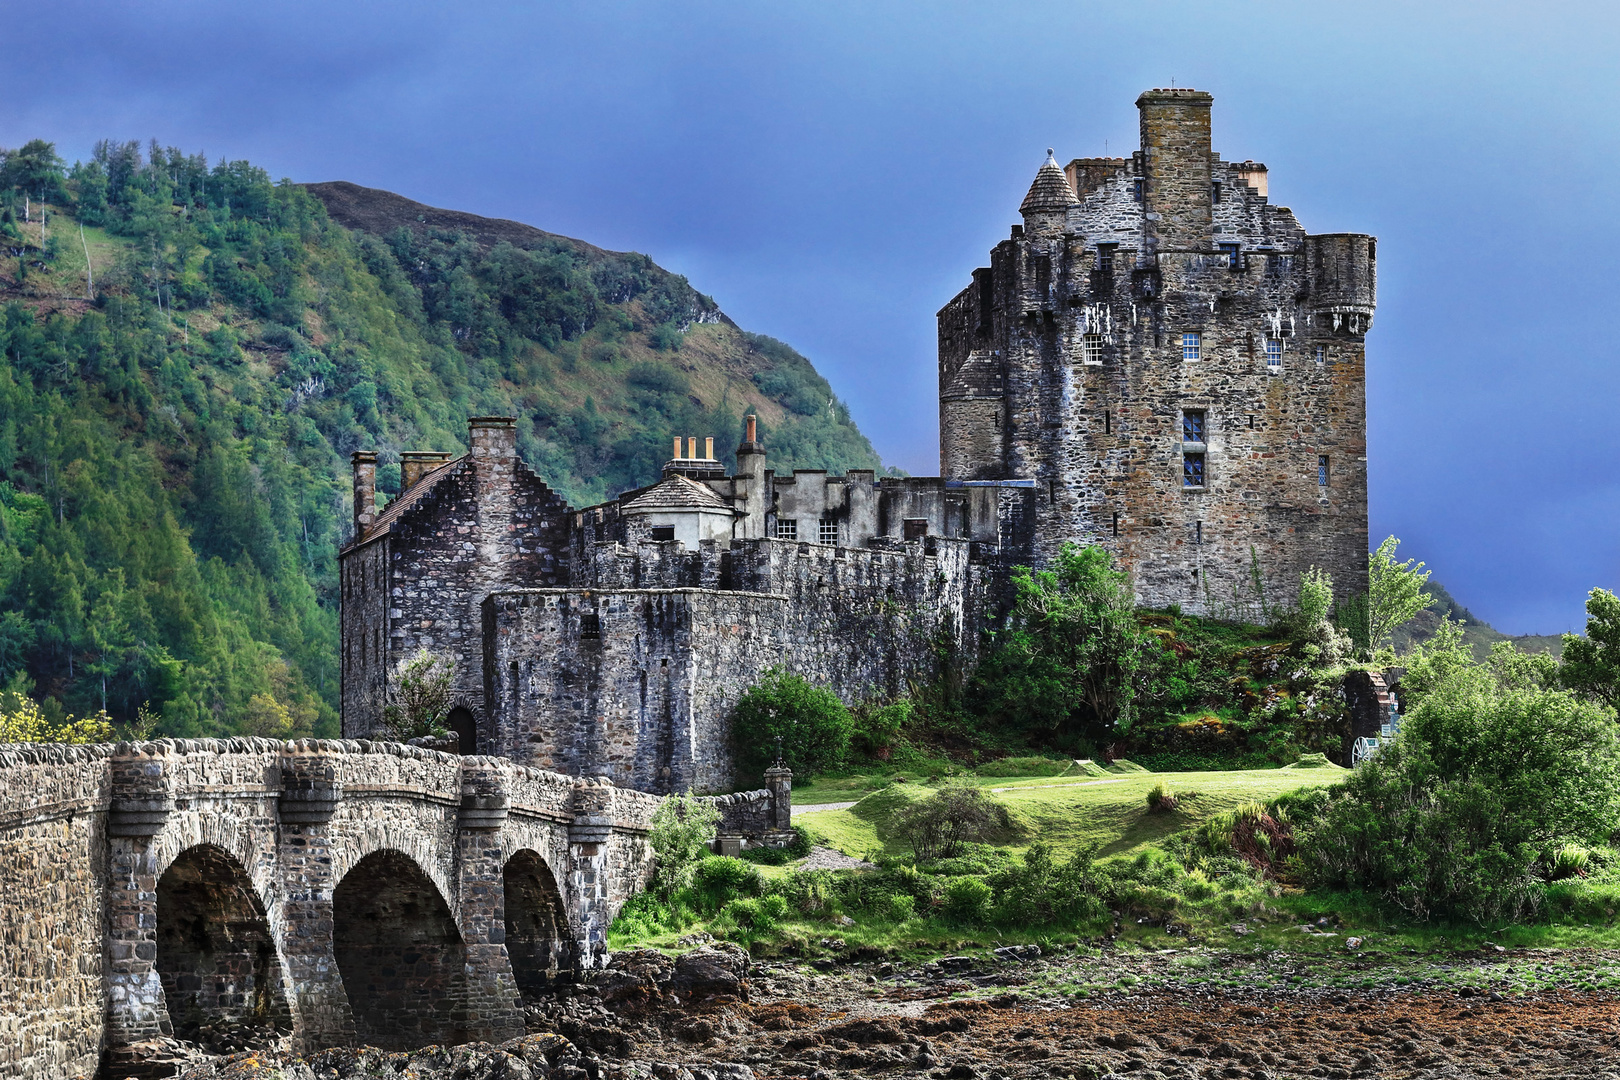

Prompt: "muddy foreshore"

[168,941,1620,1080]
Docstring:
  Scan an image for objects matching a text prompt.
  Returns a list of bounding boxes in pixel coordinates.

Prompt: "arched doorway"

[156,845,291,1051]
[447,707,477,755]
[503,850,573,1000]
[333,850,467,1048]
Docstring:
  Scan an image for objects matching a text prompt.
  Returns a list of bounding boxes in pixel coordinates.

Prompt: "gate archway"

[155,844,291,1049]
[333,849,468,1048]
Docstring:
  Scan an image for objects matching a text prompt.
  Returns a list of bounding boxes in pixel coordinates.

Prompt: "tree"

[892,785,1010,861]
[730,667,852,779]
[382,650,456,739]
[994,543,1149,738]
[1561,588,1620,713]
[1367,536,1431,653]
[0,691,113,744]
[647,791,721,896]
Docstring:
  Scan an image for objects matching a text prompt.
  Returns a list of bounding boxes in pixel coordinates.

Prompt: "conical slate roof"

[1020,149,1079,214]
[620,474,734,513]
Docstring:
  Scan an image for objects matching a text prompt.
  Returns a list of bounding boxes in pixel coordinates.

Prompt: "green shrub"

[884,893,917,922]
[1304,677,1620,923]
[1549,843,1592,881]
[988,841,1107,926]
[767,868,836,916]
[648,321,686,351]
[893,784,1014,861]
[941,877,992,924]
[648,792,722,896]
[731,668,853,779]
[853,699,912,760]
[1145,781,1178,813]
[690,855,763,912]
[720,894,789,936]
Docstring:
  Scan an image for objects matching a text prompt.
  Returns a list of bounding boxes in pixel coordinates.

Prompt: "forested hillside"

[0,139,883,739]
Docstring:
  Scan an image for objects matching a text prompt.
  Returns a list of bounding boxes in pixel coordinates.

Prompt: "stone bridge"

[0,737,790,1080]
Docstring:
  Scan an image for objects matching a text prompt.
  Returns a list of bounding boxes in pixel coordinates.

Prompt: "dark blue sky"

[7,1,1618,634]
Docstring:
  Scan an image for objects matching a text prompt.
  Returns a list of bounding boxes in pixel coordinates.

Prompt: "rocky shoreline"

[170,943,1620,1080]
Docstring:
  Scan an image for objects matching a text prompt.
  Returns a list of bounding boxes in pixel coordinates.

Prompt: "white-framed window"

[775,518,798,540]
[1265,338,1283,371]
[1083,333,1104,365]
[1314,345,1325,364]
[818,516,838,544]
[1182,332,1201,361]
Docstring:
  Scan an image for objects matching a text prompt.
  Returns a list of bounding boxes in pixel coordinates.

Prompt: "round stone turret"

[1019,149,1079,236]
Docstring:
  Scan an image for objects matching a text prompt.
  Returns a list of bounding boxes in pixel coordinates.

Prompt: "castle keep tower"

[938,89,1374,611]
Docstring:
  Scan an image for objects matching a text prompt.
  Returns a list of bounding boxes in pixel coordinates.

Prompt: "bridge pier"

[455,763,526,1042]
[276,753,356,1053]
[102,756,177,1074]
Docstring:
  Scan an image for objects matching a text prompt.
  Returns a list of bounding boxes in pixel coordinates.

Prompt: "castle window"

[775,518,798,541]
[580,611,601,640]
[1266,253,1296,277]
[1034,255,1052,298]
[1182,332,1201,361]
[1181,409,1207,444]
[650,526,675,542]
[1112,512,1120,537]
[1212,181,1222,203]
[1133,178,1143,202]
[1196,521,1203,545]
[1318,455,1330,487]
[818,517,838,544]
[1220,242,1241,270]
[1095,244,1116,274]
[1083,333,1104,365]
[1265,338,1283,371]
[1103,409,1112,435]
[1183,453,1206,488]
[904,519,929,541]
[1314,345,1325,364]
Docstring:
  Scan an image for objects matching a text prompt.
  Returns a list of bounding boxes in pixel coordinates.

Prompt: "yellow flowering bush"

[0,696,115,745]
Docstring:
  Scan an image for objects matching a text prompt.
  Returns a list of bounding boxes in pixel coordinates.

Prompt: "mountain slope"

[1390,579,1565,660]
[0,140,883,738]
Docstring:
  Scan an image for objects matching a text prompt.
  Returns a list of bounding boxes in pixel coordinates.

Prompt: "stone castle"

[339,88,1375,794]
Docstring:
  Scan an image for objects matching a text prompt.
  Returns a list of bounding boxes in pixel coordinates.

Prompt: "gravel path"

[796,800,859,813]
[795,845,875,871]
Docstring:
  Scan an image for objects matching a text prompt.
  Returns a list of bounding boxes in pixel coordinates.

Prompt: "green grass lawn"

[797,762,1346,862]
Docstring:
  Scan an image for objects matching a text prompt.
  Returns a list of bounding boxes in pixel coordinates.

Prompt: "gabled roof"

[1020,149,1080,214]
[350,456,464,548]
[620,474,736,514]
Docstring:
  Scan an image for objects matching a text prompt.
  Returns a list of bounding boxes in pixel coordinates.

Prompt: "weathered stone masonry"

[0,738,783,1080]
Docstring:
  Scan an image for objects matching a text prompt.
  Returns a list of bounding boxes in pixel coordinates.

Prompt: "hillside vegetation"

[0,139,882,737]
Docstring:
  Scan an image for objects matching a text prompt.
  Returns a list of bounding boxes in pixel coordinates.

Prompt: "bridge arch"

[502,849,574,1000]
[332,848,468,1049]
[155,844,292,1049]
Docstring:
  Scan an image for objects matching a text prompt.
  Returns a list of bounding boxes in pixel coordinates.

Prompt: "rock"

[1345,937,1363,949]
[993,944,1042,963]
[822,1018,905,1045]
[671,944,750,1003]
[593,948,676,1008]
[937,956,977,974]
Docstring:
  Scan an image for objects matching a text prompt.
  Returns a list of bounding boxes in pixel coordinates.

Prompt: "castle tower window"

[903,519,929,541]
[1182,332,1202,361]
[650,526,675,542]
[1034,255,1052,298]
[1220,242,1241,270]
[1083,333,1104,365]
[1183,452,1206,488]
[1314,345,1325,364]
[1265,338,1283,371]
[818,517,838,544]
[1181,409,1207,444]
[1318,455,1330,487]
[580,611,601,640]
[1196,521,1203,545]
[1265,253,1295,277]
[1096,244,1116,274]
[1212,181,1222,204]
[1112,512,1120,537]
[1133,178,1143,202]
[1104,409,1112,435]
[774,519,798,541]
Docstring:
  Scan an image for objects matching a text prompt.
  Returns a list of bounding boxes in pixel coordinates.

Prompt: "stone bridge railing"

[0,737,790,1080]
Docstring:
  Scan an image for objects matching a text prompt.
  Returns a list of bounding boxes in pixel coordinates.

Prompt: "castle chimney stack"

[468,416,518,495]
[704,436,714,460]
[1136,88,1215,255]
[687,437,698,459]
[351,451,378,539]
[673,437,682,459]
[401,450,452,492]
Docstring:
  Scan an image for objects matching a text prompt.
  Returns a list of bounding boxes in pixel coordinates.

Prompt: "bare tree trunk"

[80,223,92,299]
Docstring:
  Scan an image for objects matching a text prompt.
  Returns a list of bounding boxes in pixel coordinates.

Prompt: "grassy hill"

[0,141,883,738]
[1390,579,1566,661]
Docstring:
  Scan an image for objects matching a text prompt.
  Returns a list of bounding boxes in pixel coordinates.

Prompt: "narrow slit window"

[1083,333,1104,364]
[775,518,798,540]
[1133,178,1143,202]
[1183,453,1206,488]
[1318,455,1330,487]
[1182,332,1202,361]
[1195,521,1203,545]
[1211,181,1222,204]
[1265,338,1283,370]
[1182,410,1207,444]
[1111,512,1119,537]
[1103,410,1111,435]
[580,611,602,640]
[818,517,838,544]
